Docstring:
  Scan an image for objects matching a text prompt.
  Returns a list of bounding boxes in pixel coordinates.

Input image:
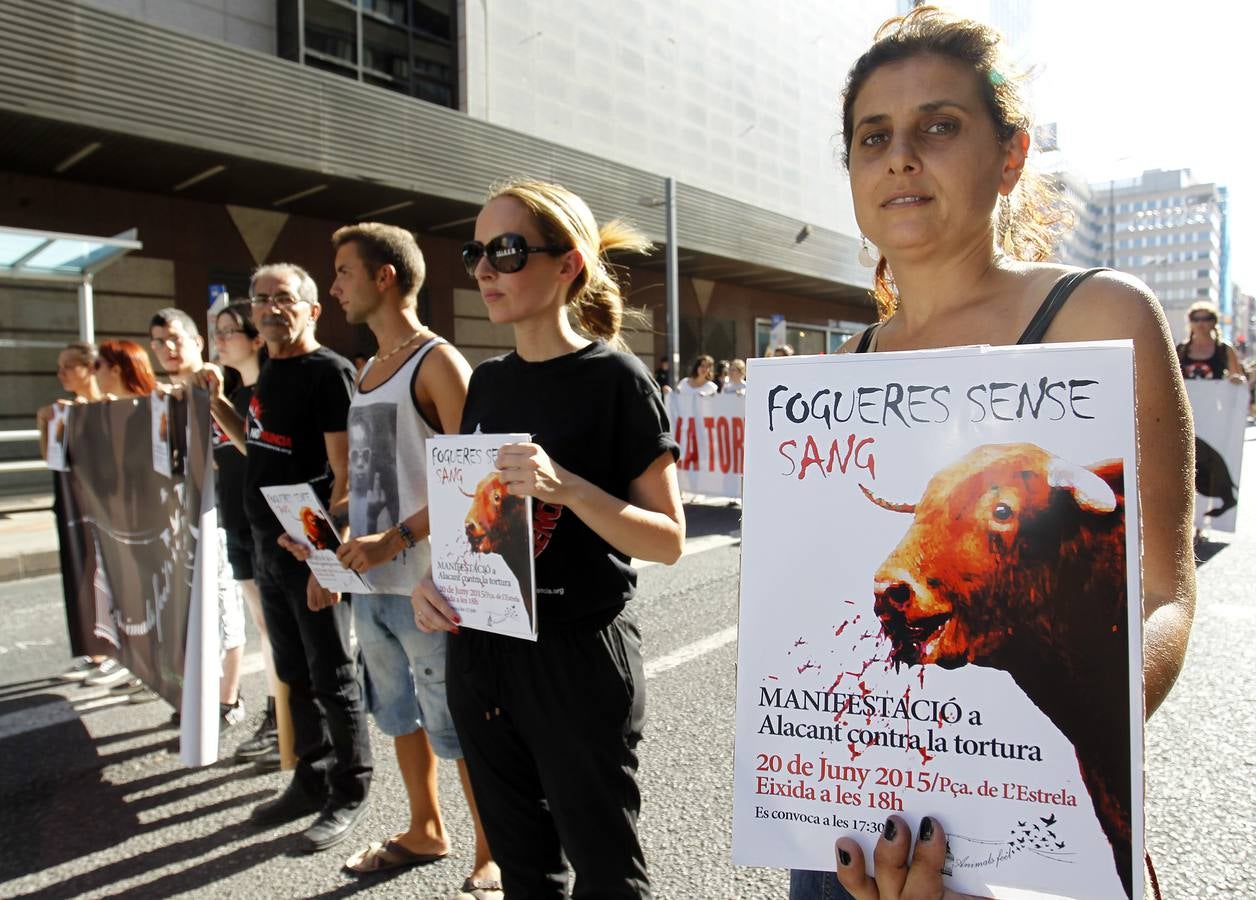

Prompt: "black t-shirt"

[461,340,680,627]
[243,347,354,536]
[1177,340,1229,380]
[212,382,254,532]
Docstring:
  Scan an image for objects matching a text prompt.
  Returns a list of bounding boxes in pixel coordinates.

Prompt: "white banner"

[733,342,1144,899]
[668,392,745,498]
[1185,380,1246,533]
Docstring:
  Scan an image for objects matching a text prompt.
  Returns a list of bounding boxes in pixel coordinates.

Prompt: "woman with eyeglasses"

[1177,301,1246,383]
[411,178,684,898]
[210,302,282,764]
[788,8,1194,899]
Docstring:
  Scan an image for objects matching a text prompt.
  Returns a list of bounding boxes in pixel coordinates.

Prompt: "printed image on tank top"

[348,404,400,537]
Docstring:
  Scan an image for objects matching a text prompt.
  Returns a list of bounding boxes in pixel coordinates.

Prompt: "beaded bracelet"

[395,522,418,549]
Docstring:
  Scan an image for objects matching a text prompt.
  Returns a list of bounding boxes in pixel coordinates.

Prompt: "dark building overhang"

[0,0,872,307]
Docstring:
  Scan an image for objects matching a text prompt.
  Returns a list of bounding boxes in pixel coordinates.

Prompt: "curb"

[0,550,60,583]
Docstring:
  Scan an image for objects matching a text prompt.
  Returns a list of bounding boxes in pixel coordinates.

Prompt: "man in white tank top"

[321,224,501,895]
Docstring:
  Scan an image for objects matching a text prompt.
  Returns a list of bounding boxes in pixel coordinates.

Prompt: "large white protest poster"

[669,392,745,498]
[427,433,537,641]
[733,342,1144,899]
[1185,380,1246,534]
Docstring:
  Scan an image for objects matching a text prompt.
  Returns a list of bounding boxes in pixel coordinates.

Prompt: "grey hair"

[250,262,319,306]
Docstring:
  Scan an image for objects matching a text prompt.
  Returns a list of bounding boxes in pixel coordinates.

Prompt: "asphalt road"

[0,452,1252,898]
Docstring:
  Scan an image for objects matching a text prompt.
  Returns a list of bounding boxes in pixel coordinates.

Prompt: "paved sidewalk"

[0,494,56,583]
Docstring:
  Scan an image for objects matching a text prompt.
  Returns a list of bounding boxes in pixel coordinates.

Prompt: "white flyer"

[259,483,371,593]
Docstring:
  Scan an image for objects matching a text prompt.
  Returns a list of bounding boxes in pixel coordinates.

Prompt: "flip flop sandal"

[451,877,504,900]
[343,839,448,874]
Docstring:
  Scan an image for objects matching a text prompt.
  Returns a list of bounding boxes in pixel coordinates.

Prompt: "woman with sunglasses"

[1177,301,1246,383]
[93,339,158,398]
[789,8,1195,899]
[412,178,684,898]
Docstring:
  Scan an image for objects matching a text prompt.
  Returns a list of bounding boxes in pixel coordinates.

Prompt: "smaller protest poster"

[259,484,370,593]
[427,433,537,641]
[733,342,1144,899]
[669,391,745,498]
[151,389,173,477]
[1185,380,1246,533]
[45,403,71,472]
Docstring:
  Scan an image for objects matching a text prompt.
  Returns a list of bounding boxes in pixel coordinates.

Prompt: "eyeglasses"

[150,334,186,349]
[1189,314,1216,323]
[460,233,569,277]
[250,291,303,308]
[215,328,246,339]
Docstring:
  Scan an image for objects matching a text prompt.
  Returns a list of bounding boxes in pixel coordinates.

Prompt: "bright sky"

[946,1,1252,288]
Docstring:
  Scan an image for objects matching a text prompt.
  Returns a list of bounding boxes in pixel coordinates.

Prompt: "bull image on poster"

[863,443,1131,895]
[427,433,537,641]
[732,342,1144,899]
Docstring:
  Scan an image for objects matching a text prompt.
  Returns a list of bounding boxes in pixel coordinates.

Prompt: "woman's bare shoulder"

[1044,268,1170,343]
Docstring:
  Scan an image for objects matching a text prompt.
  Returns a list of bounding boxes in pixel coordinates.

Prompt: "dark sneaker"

[220,696,247,728]
[253,746,282,772]
[59,656,99,682]
[235,719,277,759]
[302,798,369,852]
[249,779,326,827]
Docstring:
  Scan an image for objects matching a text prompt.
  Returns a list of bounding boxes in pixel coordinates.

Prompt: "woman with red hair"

[93,339,158,398]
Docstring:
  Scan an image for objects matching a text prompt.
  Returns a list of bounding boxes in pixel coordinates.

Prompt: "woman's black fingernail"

[838,848,852,866]
[883,817,897,842]
[919,816,935,842]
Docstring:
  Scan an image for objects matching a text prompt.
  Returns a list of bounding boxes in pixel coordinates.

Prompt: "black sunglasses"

[1190,314,1216,323]
[461,233,569,277]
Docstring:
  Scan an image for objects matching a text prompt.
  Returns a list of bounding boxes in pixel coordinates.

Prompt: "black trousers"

[448,607,651,900]
[252,529,372,804]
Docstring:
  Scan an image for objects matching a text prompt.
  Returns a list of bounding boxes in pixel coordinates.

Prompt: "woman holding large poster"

[785,7,1195,899]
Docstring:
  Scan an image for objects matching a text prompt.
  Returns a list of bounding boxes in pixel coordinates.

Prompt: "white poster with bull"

[427,433,537,641]
[733,341,1144,899]
[669,392,746,498]
[1184,380,1245,534]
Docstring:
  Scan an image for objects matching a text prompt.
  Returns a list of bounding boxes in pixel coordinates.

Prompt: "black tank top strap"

[854,323,880,354]
[1016,267,1108,345]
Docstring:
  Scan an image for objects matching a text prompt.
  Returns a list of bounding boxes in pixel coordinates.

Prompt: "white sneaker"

[83,659,131,687]
[58,657,99,682]
[108,677,145,696]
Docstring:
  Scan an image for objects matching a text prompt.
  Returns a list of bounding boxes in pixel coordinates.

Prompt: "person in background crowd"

[653,354,672,392]
[712,359,730,393]
[40,342,109,684]
[1176,301,1246,382]
[412,178,684,898]
[211,302,281,767]
[722,358,747,395]
[352,352,370,375]
[202,263,372,854]
[791,8,1196,898]
[66,340,160,691]
[677,354,717,396]
[772,343,795,357]
[149,308,248,724]
[293,222,499,896]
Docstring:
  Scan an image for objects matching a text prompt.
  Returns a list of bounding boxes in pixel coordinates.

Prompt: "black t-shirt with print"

[211,382,254,532]
[243,347,355,537]
[460,340,680,628]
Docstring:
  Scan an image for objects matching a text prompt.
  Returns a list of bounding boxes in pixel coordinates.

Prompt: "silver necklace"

[373,330,423,362]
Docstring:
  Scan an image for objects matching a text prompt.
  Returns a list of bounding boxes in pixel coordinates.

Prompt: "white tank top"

[347,337,444,595]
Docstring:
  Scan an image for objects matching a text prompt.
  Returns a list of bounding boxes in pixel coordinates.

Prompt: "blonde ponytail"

[488,179,654,348]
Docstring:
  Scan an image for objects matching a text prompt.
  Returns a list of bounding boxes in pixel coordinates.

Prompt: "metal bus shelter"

[0,225,142,477]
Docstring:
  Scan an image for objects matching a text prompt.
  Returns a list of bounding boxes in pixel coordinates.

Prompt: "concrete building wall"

[459,0,894,240]
[81,0,277,55]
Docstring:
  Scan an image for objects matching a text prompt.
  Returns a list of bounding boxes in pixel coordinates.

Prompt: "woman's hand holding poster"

[732,342,1144,899]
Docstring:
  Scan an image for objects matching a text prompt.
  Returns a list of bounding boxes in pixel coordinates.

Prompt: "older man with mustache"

[204,263,372,853]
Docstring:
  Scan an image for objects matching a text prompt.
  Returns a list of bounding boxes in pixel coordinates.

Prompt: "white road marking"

[644,624,738,679]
